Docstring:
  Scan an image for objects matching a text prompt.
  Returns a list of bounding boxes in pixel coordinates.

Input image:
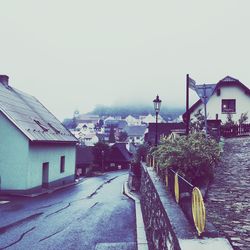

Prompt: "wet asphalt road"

[0,170,136,250]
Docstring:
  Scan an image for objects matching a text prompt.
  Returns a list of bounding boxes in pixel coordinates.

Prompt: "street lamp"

[153,95,162,146]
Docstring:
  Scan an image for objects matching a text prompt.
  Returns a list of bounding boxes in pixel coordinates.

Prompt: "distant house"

[125,115,141,126]
[76,146,94,175]
[75,114,100,125]
[0,75,78,194]
[124,125,147,145]
[71,123,99,146]
[103,119,128,142]
[140,114,165,125]
[183,76,250,123]
[108,143,133,169]
[145,122,186,145]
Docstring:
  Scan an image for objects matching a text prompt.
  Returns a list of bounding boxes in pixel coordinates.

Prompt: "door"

[42,162,49,188]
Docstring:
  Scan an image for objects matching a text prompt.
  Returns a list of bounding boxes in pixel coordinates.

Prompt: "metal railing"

[146,155,206,236]
[221,123,250,137]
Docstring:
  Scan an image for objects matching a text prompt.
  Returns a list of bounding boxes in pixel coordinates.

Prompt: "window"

[48,123,60,134]
[34,120,49,132]
[60,156,65,173]
[222,99,236,113]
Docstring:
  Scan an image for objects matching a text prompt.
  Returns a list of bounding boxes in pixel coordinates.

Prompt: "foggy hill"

[88,104,184,121]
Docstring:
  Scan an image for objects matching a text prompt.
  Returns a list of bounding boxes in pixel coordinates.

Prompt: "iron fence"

[221,123,250,137]
[145,155,206,236]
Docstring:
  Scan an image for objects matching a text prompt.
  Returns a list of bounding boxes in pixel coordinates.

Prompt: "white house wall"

[28,143,76,190]
[191,85,250,123]
[0,112,29,190]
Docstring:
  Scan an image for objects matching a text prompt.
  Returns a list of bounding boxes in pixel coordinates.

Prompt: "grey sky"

[1,1,250,120]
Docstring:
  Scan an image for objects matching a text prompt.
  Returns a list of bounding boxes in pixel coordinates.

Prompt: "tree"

[150,132,221,185]
[238,112,248,125]
[98,119,104,127]
[92,142,110,171]
[109,126,116,143]
[118,131,128,142]
[224,113,235,126]
[134,143,150,163]
[190,109,205,132]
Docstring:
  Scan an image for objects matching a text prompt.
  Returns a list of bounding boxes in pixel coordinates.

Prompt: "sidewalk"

[0,170,109,199]
[123,181,148,250]
[0,178,85,198]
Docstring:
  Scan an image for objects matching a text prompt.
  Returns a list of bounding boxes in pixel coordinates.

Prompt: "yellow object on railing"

[192,187,206,236]
[165,169,168,188]
[174,173,179,203]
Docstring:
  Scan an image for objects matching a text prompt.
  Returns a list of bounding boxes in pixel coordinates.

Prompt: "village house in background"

[140,113,165,124]
[183,76,250,124]
[0,75,78,194]
[124,125,147,145]
[108,143,133,169]
[145,122,186,145]
[71,123,99,146]
[76,146,94,176]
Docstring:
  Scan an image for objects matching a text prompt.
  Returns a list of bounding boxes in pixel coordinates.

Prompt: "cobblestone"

[206,137,250,250]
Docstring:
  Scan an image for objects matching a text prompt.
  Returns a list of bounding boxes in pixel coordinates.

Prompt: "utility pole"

[203,84,208,137]
[101,150,104,172]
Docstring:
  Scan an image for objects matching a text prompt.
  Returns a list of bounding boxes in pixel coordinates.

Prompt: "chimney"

[0,75,9,86]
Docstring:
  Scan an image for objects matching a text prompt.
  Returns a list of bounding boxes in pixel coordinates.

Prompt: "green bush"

[150,132,221,185]
[134,143,150,163]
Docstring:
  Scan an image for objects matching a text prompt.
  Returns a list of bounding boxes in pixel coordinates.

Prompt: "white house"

[183,76,250,123]
[72,130,99,146]
[104,116,115,124]
[0,75,78,194]
[140,114,165,124]
[125,115,141,126]
[124,125,147,145]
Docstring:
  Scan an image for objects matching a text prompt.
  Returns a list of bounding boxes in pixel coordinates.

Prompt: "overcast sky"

[1,1,250,120]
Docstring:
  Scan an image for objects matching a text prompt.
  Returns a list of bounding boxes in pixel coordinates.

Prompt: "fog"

[0,0,249,120]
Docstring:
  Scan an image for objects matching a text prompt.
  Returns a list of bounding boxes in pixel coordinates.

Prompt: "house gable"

[183,76,250,123]
[0,78,78,143]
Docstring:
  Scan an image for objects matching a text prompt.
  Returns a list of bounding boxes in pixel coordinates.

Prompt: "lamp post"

[153,95,162,146]
[101,150,104,172]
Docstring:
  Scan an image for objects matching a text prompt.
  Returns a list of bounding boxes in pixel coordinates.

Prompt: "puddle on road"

[3,204,23,212]
[0,201,10,205]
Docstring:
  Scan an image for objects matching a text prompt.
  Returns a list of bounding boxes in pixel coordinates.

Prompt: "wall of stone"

[140,163,195,250]
[206,137,250,250]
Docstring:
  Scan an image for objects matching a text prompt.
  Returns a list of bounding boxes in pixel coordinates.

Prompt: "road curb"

[123,181,149,250]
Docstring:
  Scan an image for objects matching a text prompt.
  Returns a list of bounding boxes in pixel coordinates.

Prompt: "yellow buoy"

[165,169,168,189]
[192,187,206,236]
[174,173,179,203]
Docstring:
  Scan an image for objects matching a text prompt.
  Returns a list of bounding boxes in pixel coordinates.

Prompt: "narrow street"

[0,170,136,250]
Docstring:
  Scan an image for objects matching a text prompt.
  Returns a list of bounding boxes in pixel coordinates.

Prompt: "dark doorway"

[42,162,49,188]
